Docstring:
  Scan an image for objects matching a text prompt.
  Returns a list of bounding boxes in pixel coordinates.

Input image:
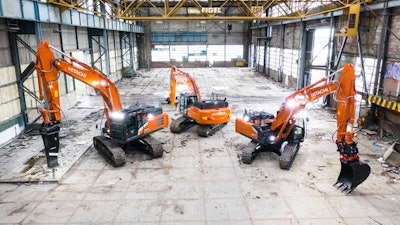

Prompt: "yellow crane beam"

[47,0,364,21]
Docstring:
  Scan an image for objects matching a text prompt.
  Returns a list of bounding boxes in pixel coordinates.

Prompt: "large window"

[152,45,170,62]
[207,45,225,62]
[225,45,244,61]
[268,47,279,71]
[355,57,377,94]
[282,49,299,78]
[257,45,265,66]
[188,45,206,62]
[170,46,187,62]
[152,44,243,62]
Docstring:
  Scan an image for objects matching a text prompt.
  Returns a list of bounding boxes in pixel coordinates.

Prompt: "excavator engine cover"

[248,111,275,127]
[193,100,228,109]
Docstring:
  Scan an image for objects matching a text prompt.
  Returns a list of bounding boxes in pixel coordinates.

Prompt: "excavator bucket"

[334,160,371,194]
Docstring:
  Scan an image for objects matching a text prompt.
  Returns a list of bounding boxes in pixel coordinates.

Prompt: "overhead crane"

[47,0,364,21]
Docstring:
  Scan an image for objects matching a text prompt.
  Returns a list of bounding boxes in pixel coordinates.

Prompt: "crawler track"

[170,116,196,133]
[135,135,164,158]
[93,136,126,167]
[197,123,227,137]
[279,142,300,170]
[241,141,258,164]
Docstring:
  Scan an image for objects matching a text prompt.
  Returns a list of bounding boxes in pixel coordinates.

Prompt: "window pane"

[152,45,169,62]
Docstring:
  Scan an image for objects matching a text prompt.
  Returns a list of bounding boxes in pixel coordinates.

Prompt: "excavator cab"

[178,93,199,114]
[93,105,167,166]
[108,105,165,143]
[287,118,306,143]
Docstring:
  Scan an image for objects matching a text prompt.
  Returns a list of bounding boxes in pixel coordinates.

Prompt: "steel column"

[8,32,28,127]
[103,29,110,76]
[278,24,285,82]
[357,29,368,94]
[374,0,391,96]
[297,21,307,89]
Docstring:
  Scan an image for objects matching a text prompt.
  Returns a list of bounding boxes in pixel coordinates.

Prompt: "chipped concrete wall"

[383,7,400,98]
[263,23,301,89]
[108,31,123,80]
[0,66,20,124]
[0,19,24,146]
[387,7,400,61]
[61,25,77,51]
[257,9,387,91]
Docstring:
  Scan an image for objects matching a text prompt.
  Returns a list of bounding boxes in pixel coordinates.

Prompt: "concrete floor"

[0,67,399,225]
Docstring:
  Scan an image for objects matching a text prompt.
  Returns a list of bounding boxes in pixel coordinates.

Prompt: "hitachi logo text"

[67,67,87,78]
[311,87,329,98]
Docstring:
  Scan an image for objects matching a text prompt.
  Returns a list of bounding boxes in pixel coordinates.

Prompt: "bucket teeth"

[333,180,353,194]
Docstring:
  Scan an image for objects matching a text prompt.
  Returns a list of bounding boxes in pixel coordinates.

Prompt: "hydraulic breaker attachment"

[40,123,60,168]
[334,160,371,194]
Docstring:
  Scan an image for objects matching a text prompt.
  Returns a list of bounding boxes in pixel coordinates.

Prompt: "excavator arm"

[169,65,201,105]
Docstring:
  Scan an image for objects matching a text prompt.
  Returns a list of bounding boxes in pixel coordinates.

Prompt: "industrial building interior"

[0,0,399,224]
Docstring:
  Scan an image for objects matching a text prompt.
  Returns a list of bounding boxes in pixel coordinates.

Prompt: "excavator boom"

[235,64,370,193]
[169,65,201,105]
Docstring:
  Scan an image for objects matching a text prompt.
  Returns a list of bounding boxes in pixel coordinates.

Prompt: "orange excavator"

[167,65,231,136]
[35,40,168,168]
[235,64,371,193]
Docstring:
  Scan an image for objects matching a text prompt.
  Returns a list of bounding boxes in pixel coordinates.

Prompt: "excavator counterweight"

[235,64,370,193]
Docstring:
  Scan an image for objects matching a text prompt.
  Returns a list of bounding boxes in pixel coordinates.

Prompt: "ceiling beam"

[47,0,363,21]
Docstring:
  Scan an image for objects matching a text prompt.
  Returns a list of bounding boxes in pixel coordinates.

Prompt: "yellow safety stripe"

[368,94,400,113]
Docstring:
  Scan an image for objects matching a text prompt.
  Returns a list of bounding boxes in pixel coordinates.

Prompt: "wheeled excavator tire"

[93,136,126,167]
[279,142,300,170]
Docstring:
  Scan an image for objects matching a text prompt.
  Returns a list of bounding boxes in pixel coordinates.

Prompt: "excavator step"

[93,136,126,167]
